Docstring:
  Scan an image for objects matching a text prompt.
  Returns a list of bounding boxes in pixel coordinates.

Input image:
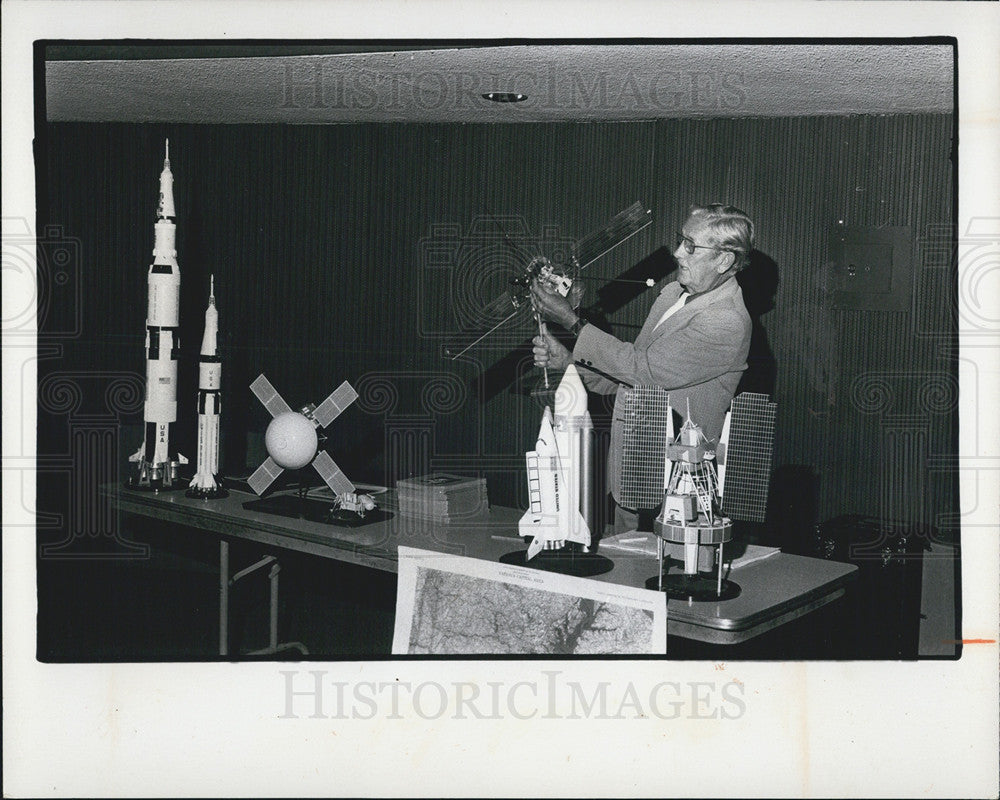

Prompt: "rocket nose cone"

[554,364,587,417]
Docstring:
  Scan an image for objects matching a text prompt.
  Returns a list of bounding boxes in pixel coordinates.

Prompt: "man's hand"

[530,279,579,329]
[532,329,571,371]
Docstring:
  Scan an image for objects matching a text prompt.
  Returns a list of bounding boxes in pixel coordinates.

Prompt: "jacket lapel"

[638,276,739,345]
[635,282,685,347]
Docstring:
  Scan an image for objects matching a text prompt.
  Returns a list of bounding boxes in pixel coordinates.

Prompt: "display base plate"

[124,477,189,493]
[500,546,614,577]
[185,486,230,500]
[242,495,393,528]
[645,573,742,601]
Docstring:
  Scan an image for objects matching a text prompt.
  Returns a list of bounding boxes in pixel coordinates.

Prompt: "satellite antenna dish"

[247,374,359,497]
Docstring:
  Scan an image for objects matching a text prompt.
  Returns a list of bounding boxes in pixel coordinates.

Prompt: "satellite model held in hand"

[245,375,376,518]
[501,364,613,577]
[128,139,188,490]
[186,276,227,499]
[446,202,654,362]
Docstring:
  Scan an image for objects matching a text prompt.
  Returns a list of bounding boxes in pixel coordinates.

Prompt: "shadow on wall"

[766,464,820,551]
[736,249,779,398]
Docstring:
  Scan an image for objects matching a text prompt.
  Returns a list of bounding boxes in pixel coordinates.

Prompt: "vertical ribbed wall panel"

[41,114,954,525]
[646,114,954,529]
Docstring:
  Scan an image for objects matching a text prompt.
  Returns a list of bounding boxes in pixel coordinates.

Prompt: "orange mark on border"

[941,639,996,644]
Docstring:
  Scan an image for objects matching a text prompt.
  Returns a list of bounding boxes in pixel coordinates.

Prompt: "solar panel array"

[572,201,653,269]
[313,381,359,429]
[618,385,674,510]
[720,392,777,522]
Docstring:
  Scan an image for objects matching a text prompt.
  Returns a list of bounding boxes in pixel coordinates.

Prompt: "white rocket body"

[519,365,593,559]
[130,140,187,486]
[190,277,222,491]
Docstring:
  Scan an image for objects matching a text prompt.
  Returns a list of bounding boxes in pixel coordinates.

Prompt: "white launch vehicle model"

[518,364,593,559]
[187,276,226,498]
[247,375,359,499]
[129,139,188,489]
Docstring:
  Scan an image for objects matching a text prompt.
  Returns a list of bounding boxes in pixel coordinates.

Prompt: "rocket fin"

[313,380,359,428]
[251,374,293,418]
[248,456,283,495]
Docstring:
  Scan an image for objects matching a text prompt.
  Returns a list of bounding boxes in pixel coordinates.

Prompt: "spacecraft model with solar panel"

[446,202,654,364]
[243,374,376,519]
[622,394,777,601]
[617,387,777,601]
[647,403,740,601]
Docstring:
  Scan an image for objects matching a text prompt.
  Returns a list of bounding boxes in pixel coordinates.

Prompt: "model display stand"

[500,542,613,578]
[242,490,392,528]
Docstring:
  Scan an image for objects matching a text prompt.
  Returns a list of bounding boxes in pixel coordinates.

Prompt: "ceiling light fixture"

[483,92,528,103]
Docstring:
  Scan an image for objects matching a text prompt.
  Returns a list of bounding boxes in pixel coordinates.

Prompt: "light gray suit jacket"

[573,275,751,504]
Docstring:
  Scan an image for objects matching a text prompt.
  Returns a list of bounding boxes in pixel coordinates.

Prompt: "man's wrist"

[569,317,589,337]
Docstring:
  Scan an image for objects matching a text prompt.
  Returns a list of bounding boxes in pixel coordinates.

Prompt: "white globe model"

[265,412,318,469]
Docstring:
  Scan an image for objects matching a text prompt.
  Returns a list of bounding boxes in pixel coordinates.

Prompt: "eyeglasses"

[675,233,734,256]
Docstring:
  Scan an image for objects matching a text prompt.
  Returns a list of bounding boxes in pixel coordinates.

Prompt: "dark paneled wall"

[38,114,955,536]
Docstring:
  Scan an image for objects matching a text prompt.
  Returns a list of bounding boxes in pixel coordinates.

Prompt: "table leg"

[219,539,229,657]
[268,561,280,652]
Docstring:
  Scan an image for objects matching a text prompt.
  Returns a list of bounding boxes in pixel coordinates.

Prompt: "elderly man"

[530,203,754,535]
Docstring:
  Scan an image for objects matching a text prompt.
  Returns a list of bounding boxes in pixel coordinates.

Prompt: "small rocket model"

[187,276,227,498]
[518,364,593,558]
[128,139,188,489]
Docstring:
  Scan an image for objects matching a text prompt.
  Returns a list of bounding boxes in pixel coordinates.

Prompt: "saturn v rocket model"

[186,276,227,499]
[128,140,188,489]
[516,365,602,563]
